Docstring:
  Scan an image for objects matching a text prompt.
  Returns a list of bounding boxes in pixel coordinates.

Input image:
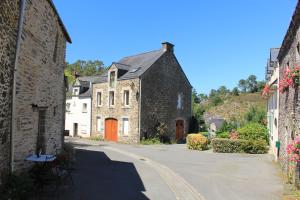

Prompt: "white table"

[25,154,56,162]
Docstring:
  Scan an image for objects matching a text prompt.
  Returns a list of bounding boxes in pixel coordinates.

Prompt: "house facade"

[0,0,71,181]
[92,42,192,143]
[65,76,97,138]
[266,48,280,161]
[277,1,300,172]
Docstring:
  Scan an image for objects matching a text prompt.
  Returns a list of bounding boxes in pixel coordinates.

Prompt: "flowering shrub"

[262,84,271,97]
[230,131,239,140]
[287,136,300,162]
[279,66,300,93]
[187,134,208,151]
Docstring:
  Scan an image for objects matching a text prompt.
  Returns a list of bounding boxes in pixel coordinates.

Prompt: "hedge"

[211,138,268,154]
[187,134,208,151]
[237,123,268,143]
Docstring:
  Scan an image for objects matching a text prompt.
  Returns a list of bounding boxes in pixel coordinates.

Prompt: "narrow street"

[63,137,283,200]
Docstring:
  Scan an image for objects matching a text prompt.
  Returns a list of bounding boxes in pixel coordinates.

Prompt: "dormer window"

[73,88,79,95]
[109,71,116,88]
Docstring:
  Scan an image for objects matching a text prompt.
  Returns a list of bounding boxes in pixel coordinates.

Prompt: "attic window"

[129,67,141,73]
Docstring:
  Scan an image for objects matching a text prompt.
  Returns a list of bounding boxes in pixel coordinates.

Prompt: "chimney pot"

[162,42,174,53]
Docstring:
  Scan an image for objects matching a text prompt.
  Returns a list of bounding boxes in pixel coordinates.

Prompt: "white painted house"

[65,76,98,138]
[266,48,280,161]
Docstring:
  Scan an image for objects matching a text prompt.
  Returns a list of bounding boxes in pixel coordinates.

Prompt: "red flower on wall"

[279,66,300,93]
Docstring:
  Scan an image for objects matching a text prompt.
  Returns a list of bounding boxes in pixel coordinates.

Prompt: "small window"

[109,91,115,106]
[73,88,78,95]
[122,118,129,136]
[297,42,300,55]
[123,90,130,106]
[109,71,116,87]
[53,32,59,62]
[287,61,290,67]
[177,93,183,109]
[66,103,71,112]
[97,92,102,106]
[97,117,102,132]
[82,103,87,112]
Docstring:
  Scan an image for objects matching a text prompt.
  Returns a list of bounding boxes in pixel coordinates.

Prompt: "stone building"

[0,0,71,181]
[92,42,192,143]
[277,1,300,172]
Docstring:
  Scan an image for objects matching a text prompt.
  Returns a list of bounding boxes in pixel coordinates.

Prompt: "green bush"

[216,132,230,139]
[140,137,161,145]
[242,140,269,154]
[211,138,268,154]
[211,138,244,153]
[187,134,208,151]
[237,123,268,142]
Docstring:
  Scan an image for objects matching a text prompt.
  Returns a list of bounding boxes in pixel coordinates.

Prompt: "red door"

[176,120,184,140]
[105,118,118,142]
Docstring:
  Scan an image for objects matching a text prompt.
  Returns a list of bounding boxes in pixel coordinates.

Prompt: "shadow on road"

[61,148,149,200]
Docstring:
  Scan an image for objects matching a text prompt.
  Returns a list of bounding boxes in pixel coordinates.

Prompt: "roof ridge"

[121,49,162,59]
[113,62,131,66]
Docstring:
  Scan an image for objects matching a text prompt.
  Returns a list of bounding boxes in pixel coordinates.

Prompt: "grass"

[140,138,161,145]
[203,92,266,122]
[86,135,103,141]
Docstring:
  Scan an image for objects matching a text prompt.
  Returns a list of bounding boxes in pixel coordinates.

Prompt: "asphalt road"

[63,137,283,200]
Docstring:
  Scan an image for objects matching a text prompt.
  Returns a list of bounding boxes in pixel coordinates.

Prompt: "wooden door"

[105,118,118,142]
[176,120,184,140]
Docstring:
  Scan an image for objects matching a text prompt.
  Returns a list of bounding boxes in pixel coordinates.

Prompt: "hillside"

[202,93,266,122]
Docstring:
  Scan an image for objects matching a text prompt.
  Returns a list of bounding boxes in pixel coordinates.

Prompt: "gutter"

[10,0,26,173]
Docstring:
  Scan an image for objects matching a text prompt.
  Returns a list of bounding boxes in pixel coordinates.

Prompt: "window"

[82,103,87,112]
[109,91,115,106]
[73,88,79,95]
[177,93,183,109]
[122,118,129,136]
[66,103,71,112]
[97,92,102,106]
[97,117,102,132]
[123,90,130,106]
[109,71,116,87]
[297,42,300,55]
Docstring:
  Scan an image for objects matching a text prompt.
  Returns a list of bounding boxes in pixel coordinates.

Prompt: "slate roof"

[47,0,72,43]
[94,49,165,83]
[270,48,280,62]
[68,76,102,98]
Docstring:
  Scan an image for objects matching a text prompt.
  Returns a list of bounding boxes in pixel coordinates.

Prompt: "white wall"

[65,96,92,138]
[267,66,279,161]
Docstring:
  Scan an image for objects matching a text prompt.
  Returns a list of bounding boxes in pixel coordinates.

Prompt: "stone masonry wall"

[92,70,140,143]
[278,27,300,172]
[0,0,20,181]
[12,0,67,171]
[140,51,192,141]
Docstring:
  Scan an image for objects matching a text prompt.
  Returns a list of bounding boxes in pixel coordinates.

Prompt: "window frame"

[123,90,130,107]
[109,91,115,107]
[82,103,88,113]
[122,118,129,136]
[109,71,116,88]
[96,91,102,107]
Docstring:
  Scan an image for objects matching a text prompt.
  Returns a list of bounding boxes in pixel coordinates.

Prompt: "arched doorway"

[176,120,184,141]
[105,118,118,142]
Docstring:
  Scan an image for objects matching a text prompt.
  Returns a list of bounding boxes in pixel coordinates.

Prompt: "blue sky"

[53,0,296,94]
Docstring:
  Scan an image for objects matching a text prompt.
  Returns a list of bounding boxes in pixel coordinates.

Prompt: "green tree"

[244,106,266,125]
[231,87,239,96]
[238,79,247,93]
[217,85,230,95]
[246,75,258,93]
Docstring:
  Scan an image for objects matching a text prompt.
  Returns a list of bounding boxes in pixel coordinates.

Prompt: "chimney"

[162,42,174,53]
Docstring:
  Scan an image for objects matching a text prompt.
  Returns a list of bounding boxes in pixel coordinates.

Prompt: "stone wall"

[140,51,192,141]
[92,71,140,143]
[0,0,20,182]
[11,0,67,171]
[278,26,300,172]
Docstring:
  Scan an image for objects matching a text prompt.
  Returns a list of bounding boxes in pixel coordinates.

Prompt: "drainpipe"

[138,79,142,141]
[10,0,26,173]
